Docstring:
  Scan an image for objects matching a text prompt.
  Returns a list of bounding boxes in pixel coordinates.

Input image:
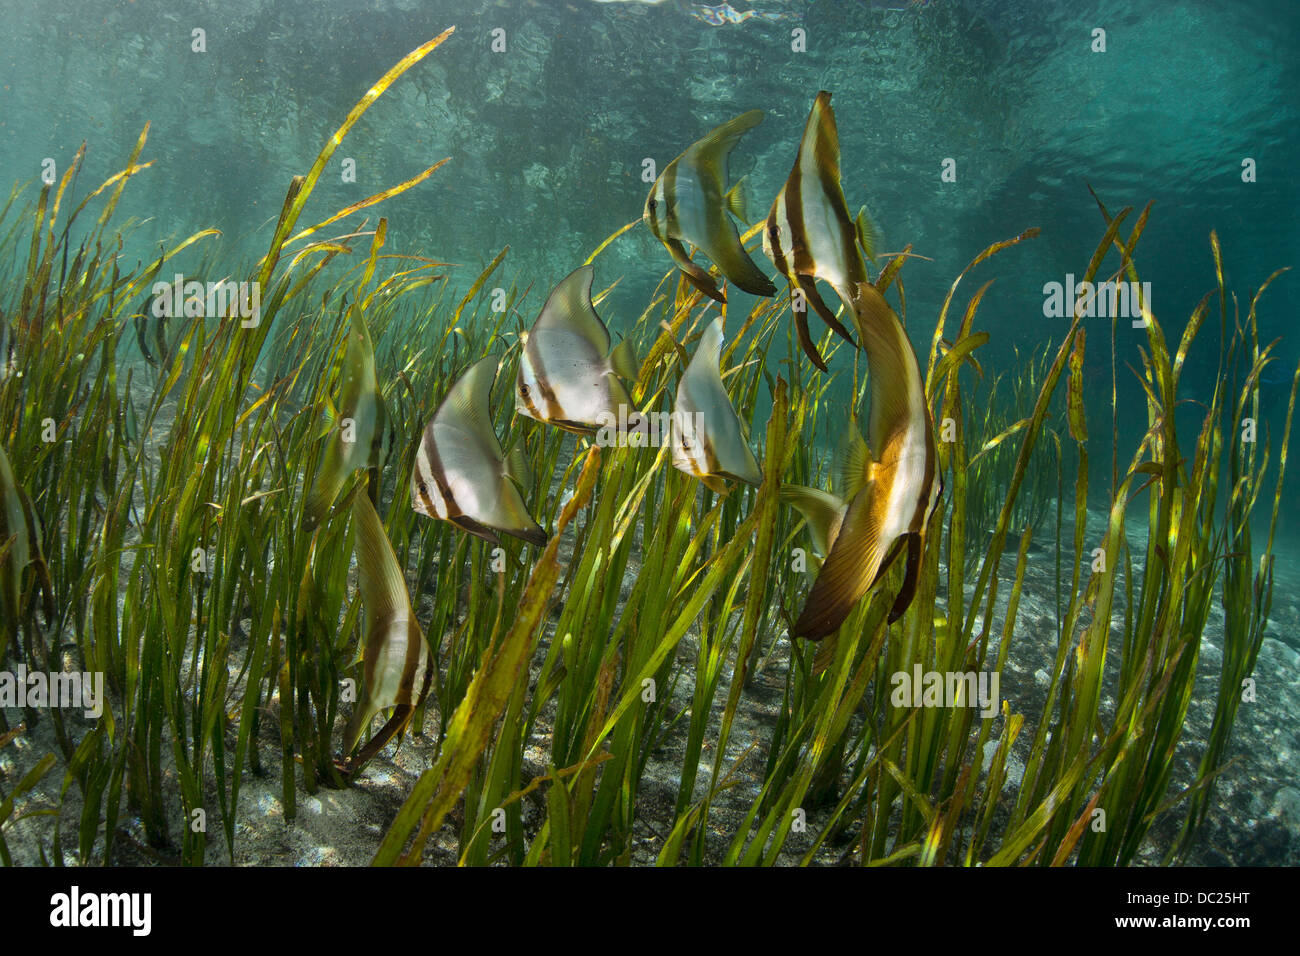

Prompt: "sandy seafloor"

[2,506,1299,867]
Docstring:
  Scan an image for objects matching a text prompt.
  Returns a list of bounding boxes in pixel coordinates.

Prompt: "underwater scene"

[0,0,1298,873]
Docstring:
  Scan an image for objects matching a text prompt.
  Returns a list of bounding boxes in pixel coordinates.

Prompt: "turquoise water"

[4,1,1294,505]
[0,0,1298,867]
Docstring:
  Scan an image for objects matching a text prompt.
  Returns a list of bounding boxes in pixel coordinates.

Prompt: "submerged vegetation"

[0,33,1295,867]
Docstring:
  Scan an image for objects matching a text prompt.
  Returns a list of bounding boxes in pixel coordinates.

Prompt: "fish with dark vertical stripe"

[0,442,53,651]
[643,111,777,303]
[342,492,434,773]
[764,91,879,372]
[670,316,763,492]
[516,265,638,434]
[304,304,387,531]
[786,282,941,639]
[412,354,547,548]
[0,313,17,382]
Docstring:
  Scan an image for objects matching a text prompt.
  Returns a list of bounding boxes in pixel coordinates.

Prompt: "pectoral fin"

[504,442,530,490]
[779,484,845,558]
[855,205,881,263]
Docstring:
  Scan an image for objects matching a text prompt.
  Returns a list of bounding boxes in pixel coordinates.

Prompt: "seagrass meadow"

[2,1,1300,869]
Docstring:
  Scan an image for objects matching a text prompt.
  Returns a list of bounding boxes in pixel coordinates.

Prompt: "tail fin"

[724,176,751,223]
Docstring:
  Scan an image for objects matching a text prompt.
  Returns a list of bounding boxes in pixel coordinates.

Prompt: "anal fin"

[665,238,725,303]
[792,294,830,372]
[799,274,855,343]
[887,532,922,623]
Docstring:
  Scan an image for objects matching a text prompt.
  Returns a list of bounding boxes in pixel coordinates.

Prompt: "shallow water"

[1,0,1298,866]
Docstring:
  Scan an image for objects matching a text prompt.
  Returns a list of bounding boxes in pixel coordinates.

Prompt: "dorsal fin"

[805,91,841,186]
[851,282,920,453]
[534,265,611,354]
[352,492,411,629]
[439,354,505,461]
[691,315,725,383]
[678,317,762,487]
[684,109,764,192]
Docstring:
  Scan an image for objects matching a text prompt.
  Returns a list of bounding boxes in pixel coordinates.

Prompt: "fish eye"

[520,383,530,396]
[648,199,657,211]
[681,437,691,450]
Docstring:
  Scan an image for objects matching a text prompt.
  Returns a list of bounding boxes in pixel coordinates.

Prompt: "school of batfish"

[308,91,943,771]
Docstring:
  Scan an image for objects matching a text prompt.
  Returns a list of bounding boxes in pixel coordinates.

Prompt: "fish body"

[0,316,15,381]
[763,91,873,371]
[644,111,777,303]
[671,316,762,491]
[344,493,433,763]
[135,293,176,370]
[792,282,940,639]
[304,305,386,530]
[0,442,52,647]
[516,265,637,434]
[415,354,547,548]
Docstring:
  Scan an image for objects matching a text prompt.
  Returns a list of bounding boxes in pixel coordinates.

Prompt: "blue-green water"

[1,0,1298,868]
[4,1,1295,508]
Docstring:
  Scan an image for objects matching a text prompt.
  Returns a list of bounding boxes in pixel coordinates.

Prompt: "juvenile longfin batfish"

[343,493,433,769]
[413,354,547,548]
[671,316,762,492]
[0,442,52,647]
[305,305,386,530]
[792,282,940,639]
[764,91,878,372]
[516,265,637,434]
[644,111,777,303]
[0,315,15,381]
